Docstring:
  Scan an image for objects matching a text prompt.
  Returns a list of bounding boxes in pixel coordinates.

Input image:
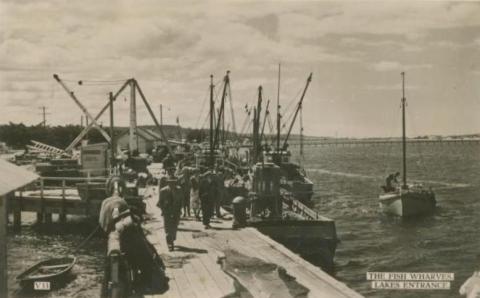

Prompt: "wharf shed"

[116,128,165,153]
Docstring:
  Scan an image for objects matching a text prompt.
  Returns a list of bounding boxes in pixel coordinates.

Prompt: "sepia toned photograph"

[0,1,479,297]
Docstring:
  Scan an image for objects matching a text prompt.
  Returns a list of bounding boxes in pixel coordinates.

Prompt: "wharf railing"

[282,195,325,220]
[11,176,108,230]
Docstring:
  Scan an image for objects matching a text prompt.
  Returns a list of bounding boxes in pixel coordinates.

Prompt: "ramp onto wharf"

[142,187,362,298]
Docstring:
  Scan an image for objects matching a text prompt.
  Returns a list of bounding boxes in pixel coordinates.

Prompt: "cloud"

[341,37,423,52]
[0,0,478,136]
[364,84,420,91]
[372,61,432,72]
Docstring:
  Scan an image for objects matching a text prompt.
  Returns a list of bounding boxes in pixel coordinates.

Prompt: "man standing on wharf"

[199,171,216,229]
[157,177,183,251]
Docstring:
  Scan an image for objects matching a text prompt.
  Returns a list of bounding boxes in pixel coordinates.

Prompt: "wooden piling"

[38,178,45,224]
[44,213,52,224]
[13,190,22,232]
[36,212,44,224]
[60,179,67,223]
[0,194,7,297]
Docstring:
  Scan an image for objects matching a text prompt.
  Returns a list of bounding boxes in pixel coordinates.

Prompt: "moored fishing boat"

[247,162,337,272]
[191,70,337,273]
[378,72,436,217]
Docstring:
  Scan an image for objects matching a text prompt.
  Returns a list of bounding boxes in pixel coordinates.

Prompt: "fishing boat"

[257,66,314,205]
[217,70,337,272]
[264,149,314,205]
[16,256,76,290]
[189,71,337,272]
[248,162,337,272]
[378,72,436,217]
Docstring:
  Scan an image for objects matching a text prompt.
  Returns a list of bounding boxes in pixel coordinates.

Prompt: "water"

[6,142,479,297]
[294,142,480,297]
[7,216,105,298]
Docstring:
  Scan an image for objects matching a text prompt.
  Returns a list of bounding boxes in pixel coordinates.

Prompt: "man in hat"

[162,153,175,176]
[199,171,216,229]
[384,172,400,192]
[157,177,183,251]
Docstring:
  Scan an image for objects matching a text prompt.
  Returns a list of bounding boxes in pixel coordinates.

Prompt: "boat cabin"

[263,150,291,164]
[194,149,225,170]
[250,162,282,218]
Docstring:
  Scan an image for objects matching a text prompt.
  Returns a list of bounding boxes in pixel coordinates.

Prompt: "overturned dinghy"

[16,257,76,290]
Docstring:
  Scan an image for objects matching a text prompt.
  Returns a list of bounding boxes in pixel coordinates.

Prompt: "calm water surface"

[295,142,480,298]
[7,216,105,298]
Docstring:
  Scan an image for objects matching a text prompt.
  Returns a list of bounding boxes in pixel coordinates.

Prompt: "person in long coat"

[157,178,183,251]
[199,171,216,229]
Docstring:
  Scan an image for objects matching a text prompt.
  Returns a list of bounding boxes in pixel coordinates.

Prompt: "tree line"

[0,122,209,150]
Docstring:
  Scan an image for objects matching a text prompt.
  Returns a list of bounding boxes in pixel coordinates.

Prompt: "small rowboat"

[16,257,76,290]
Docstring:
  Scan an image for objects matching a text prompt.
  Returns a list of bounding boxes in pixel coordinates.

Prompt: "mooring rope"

[71,225,101,255]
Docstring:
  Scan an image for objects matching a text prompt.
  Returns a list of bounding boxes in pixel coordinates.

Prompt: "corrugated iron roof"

[0,159,39,196]
[118,127,164,142]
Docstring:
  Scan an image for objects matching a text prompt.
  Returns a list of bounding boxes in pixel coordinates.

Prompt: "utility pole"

[109,92,115,166]
[129,79,138,153]
[39,106,49,127]
[159,104,163,127]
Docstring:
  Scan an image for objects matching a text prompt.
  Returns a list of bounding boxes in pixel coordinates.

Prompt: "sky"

[0,0,479,138]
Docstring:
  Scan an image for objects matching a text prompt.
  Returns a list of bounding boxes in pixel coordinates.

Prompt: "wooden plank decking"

[142,187,363,298]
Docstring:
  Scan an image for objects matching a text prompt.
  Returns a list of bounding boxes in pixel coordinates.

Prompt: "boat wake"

[306,168,470,189]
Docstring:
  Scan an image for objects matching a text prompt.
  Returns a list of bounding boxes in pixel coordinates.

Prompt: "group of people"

[157,163,229,251]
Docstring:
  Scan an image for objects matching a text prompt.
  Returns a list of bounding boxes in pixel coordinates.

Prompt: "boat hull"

[249,219,337,274]
[16,257,76,291]
[379,190,436,217]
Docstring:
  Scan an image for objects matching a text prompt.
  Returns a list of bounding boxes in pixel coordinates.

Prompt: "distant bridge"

[288,138,480,147]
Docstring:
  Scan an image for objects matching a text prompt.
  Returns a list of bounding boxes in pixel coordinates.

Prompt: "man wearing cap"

[157,177,183,251]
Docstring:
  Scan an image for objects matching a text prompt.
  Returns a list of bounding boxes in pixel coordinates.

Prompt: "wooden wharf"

[9,176,109,230]
[139,187,363,298]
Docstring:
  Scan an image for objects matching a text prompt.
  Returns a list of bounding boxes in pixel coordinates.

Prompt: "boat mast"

[253,86,263,163]
[282,73,312,150]
[214,71,229,151]
[300,104,304,164]
[209,74,215,169]
[276,64,281,152]
[401,72,407,189]
[260,99,270,149]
